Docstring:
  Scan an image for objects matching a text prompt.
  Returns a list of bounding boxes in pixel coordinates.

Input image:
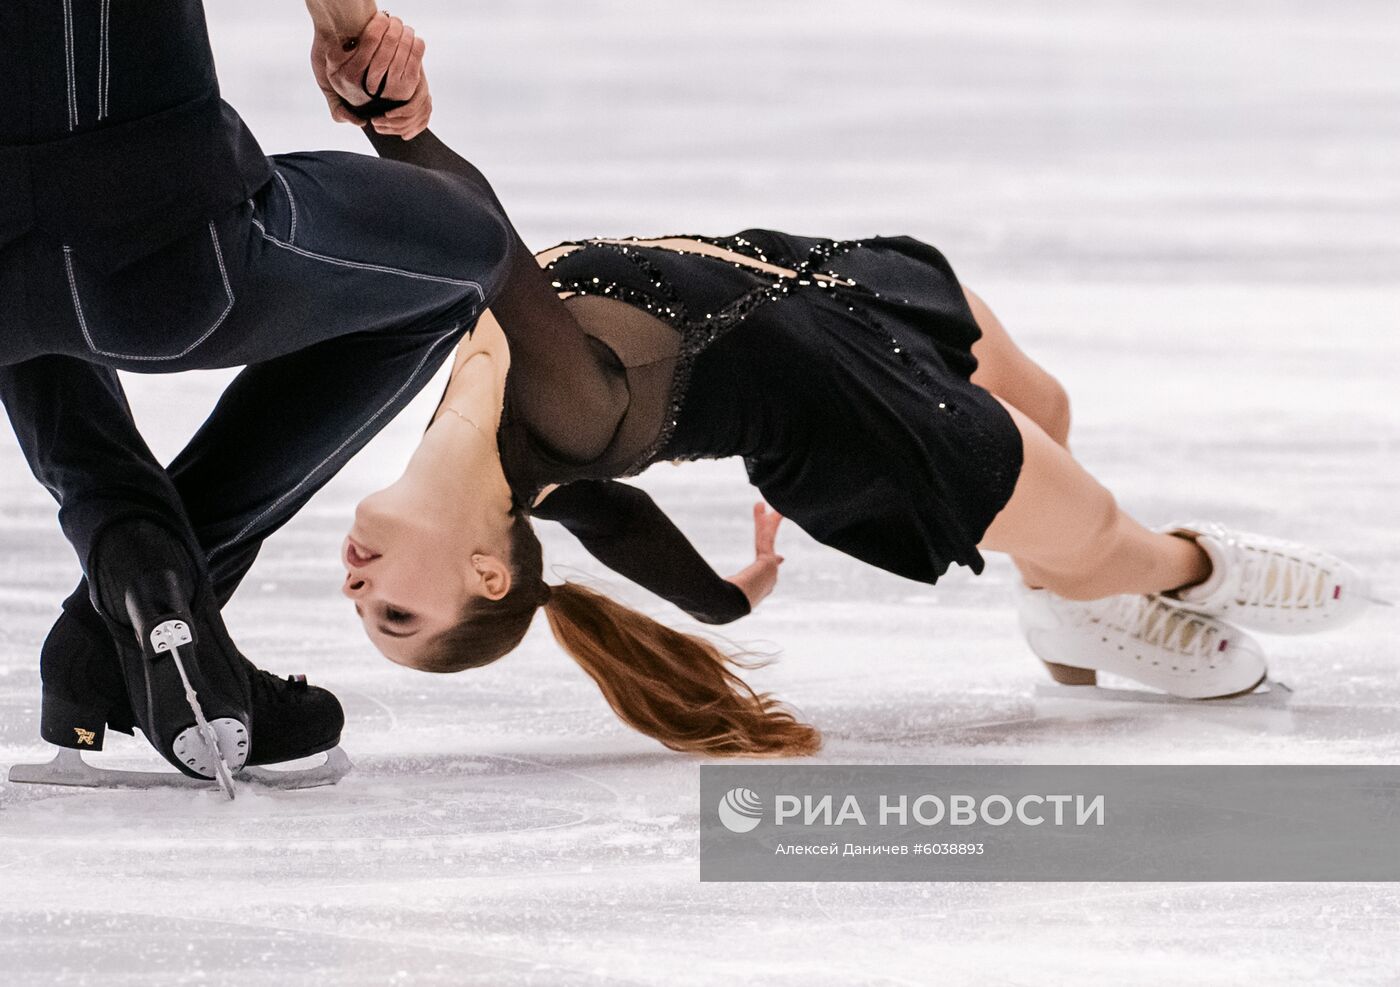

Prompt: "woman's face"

[342,485,476,664]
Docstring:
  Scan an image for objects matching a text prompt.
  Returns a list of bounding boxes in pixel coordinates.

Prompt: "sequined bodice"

[497,232,880,503]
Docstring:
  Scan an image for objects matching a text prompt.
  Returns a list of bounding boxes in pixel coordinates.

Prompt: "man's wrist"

[307,1,378,46]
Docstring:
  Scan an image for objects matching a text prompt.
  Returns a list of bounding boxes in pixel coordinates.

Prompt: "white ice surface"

[2,1,1399,984]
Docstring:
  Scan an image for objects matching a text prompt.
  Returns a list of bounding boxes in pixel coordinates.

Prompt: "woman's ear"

[471,553,512,601]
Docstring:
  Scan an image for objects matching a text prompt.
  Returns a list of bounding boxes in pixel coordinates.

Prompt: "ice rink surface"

[2,1,1399,983]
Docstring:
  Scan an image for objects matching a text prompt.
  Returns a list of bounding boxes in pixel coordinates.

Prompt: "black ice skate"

[9,564,352,795]
[50,517,250,798]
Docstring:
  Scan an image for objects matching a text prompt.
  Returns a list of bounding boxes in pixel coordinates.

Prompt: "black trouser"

[0,149,508,625]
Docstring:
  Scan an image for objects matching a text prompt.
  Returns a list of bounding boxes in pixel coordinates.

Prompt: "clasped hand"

[311,11,432,139]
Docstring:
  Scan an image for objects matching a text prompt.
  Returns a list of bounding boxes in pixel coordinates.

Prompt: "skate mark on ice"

[806,879,1223,941]
[341,688,402,734]
[3,909,656,987]
[486,752,626,806]
[0,792,594,850]
[0,752,645,848]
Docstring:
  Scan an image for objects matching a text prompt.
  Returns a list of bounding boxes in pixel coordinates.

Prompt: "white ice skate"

[1017,586,1270,701]
[1161,521,1375,634]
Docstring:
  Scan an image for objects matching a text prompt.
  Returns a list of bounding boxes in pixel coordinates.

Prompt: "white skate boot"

[1162,521,1372,635]
[1017,587,1268,699]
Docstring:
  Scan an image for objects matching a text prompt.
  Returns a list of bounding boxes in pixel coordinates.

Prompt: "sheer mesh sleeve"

[532,480,752,625]
[363,129,626,462]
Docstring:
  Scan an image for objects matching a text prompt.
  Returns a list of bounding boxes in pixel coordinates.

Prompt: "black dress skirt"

[538,230,1025,585]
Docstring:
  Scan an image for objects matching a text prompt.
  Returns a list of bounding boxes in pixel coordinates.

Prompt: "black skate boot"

[36,590,346,768]
[84,517,254,796]
[15,605,349,792]
[242,668,344,766]
[37,590,137,756]
[15,519,349,794]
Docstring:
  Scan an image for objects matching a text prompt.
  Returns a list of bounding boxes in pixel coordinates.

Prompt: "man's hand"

[727,502,786,610]
[311,11,432,138]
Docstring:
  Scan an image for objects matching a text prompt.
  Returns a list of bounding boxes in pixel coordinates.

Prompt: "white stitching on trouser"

[272,171,298,244]
[62,0,78,130]
[249,216,485,290]
[206,323,466,560]
[64,221,235,362]
[98,0,111,120]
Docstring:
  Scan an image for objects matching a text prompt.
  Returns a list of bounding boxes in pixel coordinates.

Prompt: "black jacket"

[0,0,270,271]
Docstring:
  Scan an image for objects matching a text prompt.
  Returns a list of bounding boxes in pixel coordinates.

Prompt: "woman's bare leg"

[963,285,1083,586]
[966,287,1071,448]
[979,400,1210,599]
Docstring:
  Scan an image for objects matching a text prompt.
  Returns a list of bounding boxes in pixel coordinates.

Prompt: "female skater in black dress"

[339,130,1370,756]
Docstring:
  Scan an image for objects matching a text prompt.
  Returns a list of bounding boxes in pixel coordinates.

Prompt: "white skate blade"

[6,746,352,792]
[1034,679,1293,708]
[240,747,353,790]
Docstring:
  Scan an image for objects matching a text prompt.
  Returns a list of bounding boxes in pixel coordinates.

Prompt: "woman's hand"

[369,69,432,139]
[726,502,785,610]
[311,11,432,137]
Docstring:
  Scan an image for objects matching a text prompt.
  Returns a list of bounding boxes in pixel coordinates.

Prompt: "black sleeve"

[363,128,506,216]
[531,480,752,625]
[363,128,628,463]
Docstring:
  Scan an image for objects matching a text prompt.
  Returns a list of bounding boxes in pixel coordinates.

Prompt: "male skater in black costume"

[0,1,507,795]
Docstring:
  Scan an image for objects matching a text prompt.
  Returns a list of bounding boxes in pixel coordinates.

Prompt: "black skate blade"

[6,746,352,792]
[1033,679,1294,708]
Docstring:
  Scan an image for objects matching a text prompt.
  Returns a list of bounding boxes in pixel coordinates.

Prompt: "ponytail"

[542,581,821,757]
[405,512,820,757]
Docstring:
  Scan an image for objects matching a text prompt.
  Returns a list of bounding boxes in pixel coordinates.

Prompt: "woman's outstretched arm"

[362,128,505,214]
[532,480,754,625]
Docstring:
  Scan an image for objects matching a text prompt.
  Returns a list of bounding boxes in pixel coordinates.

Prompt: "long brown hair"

[413,514,820,757]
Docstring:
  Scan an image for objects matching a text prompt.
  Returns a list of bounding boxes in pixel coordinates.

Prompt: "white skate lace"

[1074,594,1222,661]
[1221,538,1329,611]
